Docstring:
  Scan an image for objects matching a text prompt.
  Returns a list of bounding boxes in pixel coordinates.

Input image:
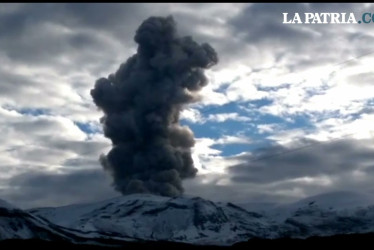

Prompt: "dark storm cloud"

[230,3,361,45]
[11,135,110,166]
[0,3,239,72]
[62,158,101,168]
[228,3,371,71]
[0,3,144,72]
[0,68,41,97]
[0,3,369,73]
[180,138,374,204]
[0,24,118,72]
[0,111,110,168]
[229,138,374,184]
[1,169,117,209]
[230,3,312,45]
[91,16,218,197]
[40,137,109,157]
[0,3,142,39]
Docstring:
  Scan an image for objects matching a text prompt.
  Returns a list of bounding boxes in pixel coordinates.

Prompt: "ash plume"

[90,16,218,196]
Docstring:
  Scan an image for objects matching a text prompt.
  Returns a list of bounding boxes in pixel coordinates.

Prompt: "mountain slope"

[263,191,374,238]
[282,191,374,212]
[1,191,374,246]
[0,200,69,240]
[0,199,138,246]
[29,194,276,245]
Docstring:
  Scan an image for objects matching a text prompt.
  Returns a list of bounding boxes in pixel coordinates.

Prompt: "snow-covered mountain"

[2,191,374,245]
[0,198,71,240]
[28,194,275,245]
[264,191,374,238]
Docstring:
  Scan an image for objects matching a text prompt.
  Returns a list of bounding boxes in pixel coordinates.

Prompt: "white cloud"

[192,137,222,174]
[192,134,252,175]
[207,112,251,123]
[257,124,281,134]
[181,109,251,124]
[180,108,202,123]
[0,107,110,181]
[310,113,374,141]
[198,84,231,106]
[215,135,252,145]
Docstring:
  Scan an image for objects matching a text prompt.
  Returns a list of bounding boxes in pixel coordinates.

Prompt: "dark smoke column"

[91,16,218,196]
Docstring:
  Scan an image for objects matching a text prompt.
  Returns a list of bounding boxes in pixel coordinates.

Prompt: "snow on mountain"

[263,191,374,238]
[2,191,374,245]
[0,199,135,244]
[29,194,276,245]
[265,191,374,222]
[284,191,374,211]
[0,199,70,240]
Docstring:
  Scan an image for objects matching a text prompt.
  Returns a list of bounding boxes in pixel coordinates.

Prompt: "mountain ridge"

[1,191,374,245]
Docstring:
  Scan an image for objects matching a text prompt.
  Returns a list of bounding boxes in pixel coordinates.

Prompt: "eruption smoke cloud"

[91,16,218,196]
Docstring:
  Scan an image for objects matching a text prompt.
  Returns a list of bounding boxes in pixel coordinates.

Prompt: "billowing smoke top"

[91,16,218,197]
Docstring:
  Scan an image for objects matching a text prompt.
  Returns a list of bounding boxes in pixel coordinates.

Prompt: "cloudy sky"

[1,3,374,208]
